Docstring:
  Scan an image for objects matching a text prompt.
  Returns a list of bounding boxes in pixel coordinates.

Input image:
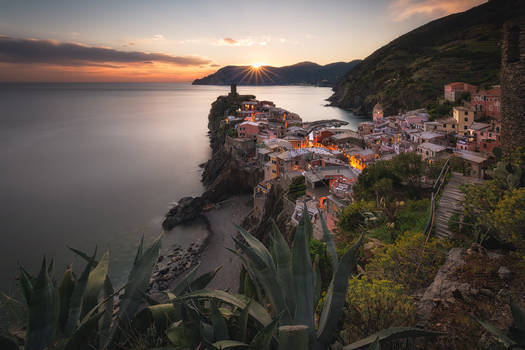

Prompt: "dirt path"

[198,195,252,292]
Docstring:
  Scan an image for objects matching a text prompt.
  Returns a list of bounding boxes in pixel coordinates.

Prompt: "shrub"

[489,187,525,243]
[341,277,415,344]
[366,231,447,291]
[337,200,376,242]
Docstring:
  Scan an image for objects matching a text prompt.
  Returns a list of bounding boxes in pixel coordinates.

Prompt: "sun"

[251,62,265,69]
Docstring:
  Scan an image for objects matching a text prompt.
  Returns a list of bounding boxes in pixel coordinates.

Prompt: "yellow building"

[453,106,475,136]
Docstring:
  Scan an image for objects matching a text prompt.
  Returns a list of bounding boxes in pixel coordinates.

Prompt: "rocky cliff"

[163,91,263,230]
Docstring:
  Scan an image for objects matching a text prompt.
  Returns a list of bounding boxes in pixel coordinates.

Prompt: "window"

[464,126,467,129]
[443,123,446,128]
[464,117,468,122]
[272,170,276,173]
[483,143,487,149]
[452,124,455,129]
[465,111,468,116]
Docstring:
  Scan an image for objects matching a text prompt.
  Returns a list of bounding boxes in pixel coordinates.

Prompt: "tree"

[337,200,376,241]
[390,152,423,189]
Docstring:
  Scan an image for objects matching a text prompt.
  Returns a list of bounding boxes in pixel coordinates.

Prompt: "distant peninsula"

[192,60,361,87]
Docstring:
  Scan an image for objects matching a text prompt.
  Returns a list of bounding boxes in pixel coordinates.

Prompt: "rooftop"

[419,142,446,153]
[455,150,488,164]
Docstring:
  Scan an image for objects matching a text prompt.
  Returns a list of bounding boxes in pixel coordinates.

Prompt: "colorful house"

[444,82,478,102]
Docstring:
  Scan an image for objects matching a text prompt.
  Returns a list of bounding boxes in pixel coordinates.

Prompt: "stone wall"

[501,18,525,154]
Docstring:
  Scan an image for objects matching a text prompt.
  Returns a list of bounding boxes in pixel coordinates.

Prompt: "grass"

[367,199,431,244]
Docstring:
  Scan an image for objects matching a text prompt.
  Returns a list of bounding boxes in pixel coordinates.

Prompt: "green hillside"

[329,0,525,116]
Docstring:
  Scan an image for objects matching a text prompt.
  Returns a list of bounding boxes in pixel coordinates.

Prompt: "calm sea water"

[0,83,366,293]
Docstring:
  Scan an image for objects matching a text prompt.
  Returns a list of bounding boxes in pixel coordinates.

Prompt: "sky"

[0,0,486,82]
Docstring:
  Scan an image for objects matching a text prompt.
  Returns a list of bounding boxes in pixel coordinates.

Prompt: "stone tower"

[230,83,237,96]
[501,18,525,154]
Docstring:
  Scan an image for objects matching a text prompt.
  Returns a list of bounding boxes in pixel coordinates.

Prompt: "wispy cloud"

[152,34,165,41]
[0,36,213,67]
[390,0,486,21]
[213,36,276,47]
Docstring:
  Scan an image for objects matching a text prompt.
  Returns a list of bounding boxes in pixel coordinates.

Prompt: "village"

[220,81,502,238]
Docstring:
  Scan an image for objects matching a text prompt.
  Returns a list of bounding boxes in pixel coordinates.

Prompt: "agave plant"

[182,206,364,350]
[0,235,161,350]
[476,296,525,349]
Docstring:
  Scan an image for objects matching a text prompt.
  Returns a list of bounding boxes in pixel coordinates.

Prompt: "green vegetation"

[461,149,525,245]
[330,0,523,115]
[1,207,442,350]
[366,232,447,292]
[341,277,415,344]
[288,176,306,201]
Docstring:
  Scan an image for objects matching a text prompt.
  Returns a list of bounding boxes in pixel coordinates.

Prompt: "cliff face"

[329,0,525,116]
[193,61,361,87]
[201,92,263,202]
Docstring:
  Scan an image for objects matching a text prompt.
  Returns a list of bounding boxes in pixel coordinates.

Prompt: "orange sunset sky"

[0,0,486,82]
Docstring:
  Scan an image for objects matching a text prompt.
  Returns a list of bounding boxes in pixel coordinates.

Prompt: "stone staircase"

[434,172,482,239]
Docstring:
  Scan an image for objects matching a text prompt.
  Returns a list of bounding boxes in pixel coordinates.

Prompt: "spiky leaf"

[81,251,109,319]
[212,340,251,349]
[343,327,444,350]
[24,258,58,350]
[316,235,364,347]
[318,210,338,270]
[177,289,272,326]
[291,207,314,331]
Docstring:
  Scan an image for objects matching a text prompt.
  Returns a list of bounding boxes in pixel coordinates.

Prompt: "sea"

[0,82,367,294]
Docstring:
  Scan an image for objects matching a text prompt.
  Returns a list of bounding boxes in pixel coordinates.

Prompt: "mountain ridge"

[329,0,525,116]
[192,60,361,86]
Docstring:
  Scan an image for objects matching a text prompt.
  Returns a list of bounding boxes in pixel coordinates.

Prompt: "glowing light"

[251,62,265,69]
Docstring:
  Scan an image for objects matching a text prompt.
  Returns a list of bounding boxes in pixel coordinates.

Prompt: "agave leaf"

[19,265,34,304]
[312,254,321,309]
[64,311,104,350]
[134,303,176,331]
[81,251,109,319]
[318,210,338,270]
[172,263,201,297]
[240,299,252,343]
[190,266,222,292]
[234,224,276,272]
[98,276,114,349]
[112,236,161,335]
[510,296,525,333]
[232,238,290,323]
[316,234,364,347]
[177,289,272,326]
[213,340,251,349]
[291,207,315,331]
[250,314,281,350]
[270,221,295,320]
[57,268,75,333]
[134,235,145,265]
[209,301,229,341]
[25,258,58,350]
[64,248,97,336]
[68,246,97,265]
[166,320,200,348]
[343,327,444,350]
[476,319,518,349]
[227,248,264,304]
[1,293,26,331]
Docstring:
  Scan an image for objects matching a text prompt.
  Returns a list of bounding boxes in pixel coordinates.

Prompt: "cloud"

[0,36,213,67]
[222,38,238,45]
[152,34,165,41]
[390,0,486,21]
[214,37,274,47]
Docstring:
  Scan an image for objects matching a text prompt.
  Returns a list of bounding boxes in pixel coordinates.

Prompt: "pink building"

[444,82,478,102]
[237,121,259,138]
[471,87,501,120]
